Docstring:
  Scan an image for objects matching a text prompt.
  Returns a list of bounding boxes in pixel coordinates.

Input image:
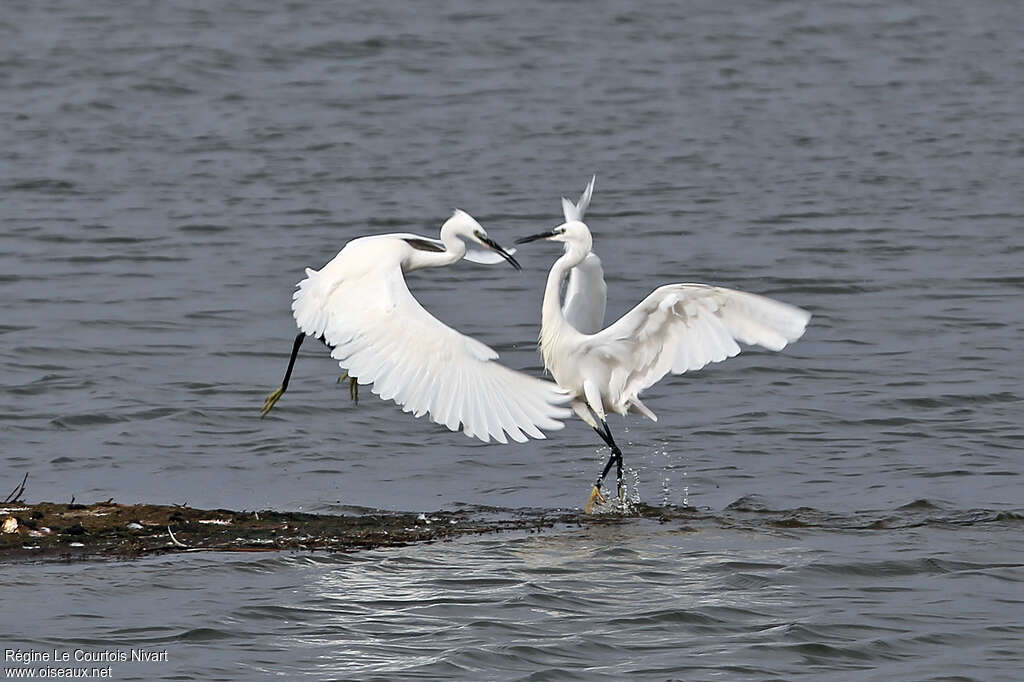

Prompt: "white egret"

[516,178,811,511]
[261,209,571,444]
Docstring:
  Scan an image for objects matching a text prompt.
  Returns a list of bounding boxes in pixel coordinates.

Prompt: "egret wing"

[562,252,607,334]
[587,283,810,398]
[292,265,569,443]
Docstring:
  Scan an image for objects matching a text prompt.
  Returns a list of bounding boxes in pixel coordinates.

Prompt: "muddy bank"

[0,500,694,562]
[3,496,1008,563]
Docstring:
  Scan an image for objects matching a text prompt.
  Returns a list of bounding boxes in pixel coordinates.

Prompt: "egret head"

[515,219,593,256]
[515,176,595,256]
[442,209,521,270]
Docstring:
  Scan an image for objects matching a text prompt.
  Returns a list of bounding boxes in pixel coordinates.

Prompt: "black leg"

[591,420,624,498]
[280,332,306,393]
[260,333,305,417]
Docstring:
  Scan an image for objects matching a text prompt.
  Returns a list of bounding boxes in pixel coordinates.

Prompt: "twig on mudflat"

[167,526,189,548]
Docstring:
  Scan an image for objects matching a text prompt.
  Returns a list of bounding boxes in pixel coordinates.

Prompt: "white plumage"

[562,253,607,335]
[516,177,810,507]
[573,282,810,423]
[264,210,570,444]
[559,177,608,335]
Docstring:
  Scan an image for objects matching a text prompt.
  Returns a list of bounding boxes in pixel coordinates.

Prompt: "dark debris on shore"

[2,494,1014,563]
[0,499,697,563]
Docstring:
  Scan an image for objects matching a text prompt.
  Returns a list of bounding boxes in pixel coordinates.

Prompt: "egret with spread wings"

[516,178,811,510]
[261,209,570,444]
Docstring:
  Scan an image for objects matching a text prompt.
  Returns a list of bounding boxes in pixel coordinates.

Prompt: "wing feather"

[591,283,810,399]
[293,263,569,443]
[465,368,484,435]
[442,363,464,431]
[498,374,532,442]
[499,375,546,440]
[486,374,514,443]
[484,374,517,444]
[468,369,494,441]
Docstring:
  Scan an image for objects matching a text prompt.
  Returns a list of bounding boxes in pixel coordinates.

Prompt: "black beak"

[515,230,557,245]
[480,236,521,270]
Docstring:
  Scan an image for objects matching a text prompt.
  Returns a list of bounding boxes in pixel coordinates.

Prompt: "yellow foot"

[260,386,284,418]
[585,485,606,514]
[337,372,359,403]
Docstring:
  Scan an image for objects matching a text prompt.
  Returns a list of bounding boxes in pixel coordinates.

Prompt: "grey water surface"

[1,1,1022,680]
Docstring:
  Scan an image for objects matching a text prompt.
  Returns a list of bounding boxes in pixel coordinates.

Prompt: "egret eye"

[474,230,486,240]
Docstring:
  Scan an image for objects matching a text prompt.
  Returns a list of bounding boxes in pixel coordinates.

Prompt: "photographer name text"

[5,649,168,664]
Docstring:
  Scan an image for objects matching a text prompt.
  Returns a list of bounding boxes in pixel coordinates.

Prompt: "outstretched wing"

[292,263,570,444]
[587,284,810,399]
[563,252,607,334]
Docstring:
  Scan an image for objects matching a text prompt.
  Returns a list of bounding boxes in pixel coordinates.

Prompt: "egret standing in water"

[262,209,571,444]
[516,178,811,511]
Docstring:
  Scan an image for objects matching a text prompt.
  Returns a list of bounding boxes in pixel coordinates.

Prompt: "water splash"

[653,442,690,508]
[628,467,641,505]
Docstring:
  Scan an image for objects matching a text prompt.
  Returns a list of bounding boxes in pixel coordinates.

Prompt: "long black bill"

[515,229,557,245]
[480,236,521,270]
